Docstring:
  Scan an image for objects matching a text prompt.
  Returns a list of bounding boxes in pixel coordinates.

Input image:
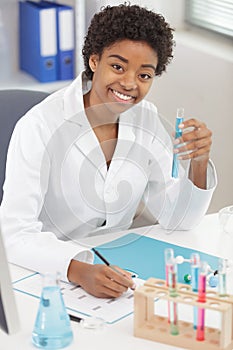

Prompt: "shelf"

[0,70,72,93]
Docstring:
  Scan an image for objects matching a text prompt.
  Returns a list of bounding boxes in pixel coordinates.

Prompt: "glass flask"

[32,272,73,349]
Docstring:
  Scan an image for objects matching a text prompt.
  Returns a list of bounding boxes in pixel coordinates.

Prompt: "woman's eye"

[112,64,123,71]
[140,73,152,80]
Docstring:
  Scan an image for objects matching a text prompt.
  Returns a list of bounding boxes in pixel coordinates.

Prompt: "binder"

[41,1,75,80]
[94,233,218,281]
[19,1,58,82]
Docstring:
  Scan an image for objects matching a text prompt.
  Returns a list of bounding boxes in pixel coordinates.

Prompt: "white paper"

[13,273,144,324]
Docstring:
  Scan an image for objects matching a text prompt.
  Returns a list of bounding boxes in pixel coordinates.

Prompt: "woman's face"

[88,39,158,115]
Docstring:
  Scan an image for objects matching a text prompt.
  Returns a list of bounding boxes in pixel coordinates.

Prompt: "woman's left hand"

[173,118,212,162]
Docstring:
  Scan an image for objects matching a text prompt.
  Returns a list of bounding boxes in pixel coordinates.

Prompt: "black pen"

[92,248,110,266]
[92,248,137,288]
[92,247,124,275]
[69,314,83,323]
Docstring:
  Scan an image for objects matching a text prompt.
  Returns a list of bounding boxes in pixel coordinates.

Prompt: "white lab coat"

[0,72,217,280]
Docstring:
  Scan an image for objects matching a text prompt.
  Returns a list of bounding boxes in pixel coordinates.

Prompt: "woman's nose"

[119,72,137,90]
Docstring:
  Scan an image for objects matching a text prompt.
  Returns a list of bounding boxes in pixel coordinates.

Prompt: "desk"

[1,213,233,350]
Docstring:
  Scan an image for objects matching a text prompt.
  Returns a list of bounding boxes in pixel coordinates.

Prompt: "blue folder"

[19,1,58,82]
[94,233,218,283]
[41,1,75,81]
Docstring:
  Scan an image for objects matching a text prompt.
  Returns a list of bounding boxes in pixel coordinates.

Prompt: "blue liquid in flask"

[32,273,73,349]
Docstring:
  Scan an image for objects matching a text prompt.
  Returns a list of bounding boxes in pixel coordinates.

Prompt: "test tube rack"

[134,277,233,350]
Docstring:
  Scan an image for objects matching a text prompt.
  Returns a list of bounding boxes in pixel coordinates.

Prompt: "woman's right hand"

[67,259,135,298]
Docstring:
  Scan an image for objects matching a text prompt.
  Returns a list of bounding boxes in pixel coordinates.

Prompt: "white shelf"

[0,71,72,92]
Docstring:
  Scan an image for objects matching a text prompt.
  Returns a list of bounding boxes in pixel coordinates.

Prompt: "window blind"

[185,0,233,38]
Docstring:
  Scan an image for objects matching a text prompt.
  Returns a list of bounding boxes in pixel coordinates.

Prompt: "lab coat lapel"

[74,121,107,179]
[107,110,136,182]
[63,72,107,179]
[103,110,136,228]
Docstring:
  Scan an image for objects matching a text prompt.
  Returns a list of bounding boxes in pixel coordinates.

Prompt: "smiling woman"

[1,4,217,299]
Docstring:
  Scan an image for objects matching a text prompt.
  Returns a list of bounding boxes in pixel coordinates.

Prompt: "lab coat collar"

[63,71,91,125]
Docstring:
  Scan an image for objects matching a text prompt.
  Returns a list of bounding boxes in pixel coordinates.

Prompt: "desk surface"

[1,213,233,350]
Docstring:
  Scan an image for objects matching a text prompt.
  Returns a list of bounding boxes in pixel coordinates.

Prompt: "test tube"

[165,249,174,287]
[165,248,173,325]
[191,253,200,329]
[165,248,178,297]
[164,248,179,335]
[191,253,200,292]
[218,258,227,297]
[196,261,208,341]
[172,107,184,178]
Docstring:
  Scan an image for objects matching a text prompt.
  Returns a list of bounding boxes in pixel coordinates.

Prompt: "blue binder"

[19,1,58,82]
[94,233,219,282]
[41,1,75,80]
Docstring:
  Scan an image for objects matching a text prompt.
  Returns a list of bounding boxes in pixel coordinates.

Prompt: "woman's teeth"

[112,89,134,101]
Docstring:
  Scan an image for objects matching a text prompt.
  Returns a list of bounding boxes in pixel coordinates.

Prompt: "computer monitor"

[0,225,20,334]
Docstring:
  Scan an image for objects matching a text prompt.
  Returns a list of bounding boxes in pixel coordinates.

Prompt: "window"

[185,0,233,38]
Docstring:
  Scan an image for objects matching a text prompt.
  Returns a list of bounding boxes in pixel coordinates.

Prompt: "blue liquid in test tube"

[191,253,200,329]
[172,107,184,178]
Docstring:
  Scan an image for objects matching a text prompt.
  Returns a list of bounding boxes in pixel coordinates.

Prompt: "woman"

[1,4,216,298]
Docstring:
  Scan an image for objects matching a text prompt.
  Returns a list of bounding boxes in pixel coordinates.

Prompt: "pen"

[92,248,137,288]
[69,314,83,323]
[172,107,184,178]
[92,248,110,266]
[92,248,127,275]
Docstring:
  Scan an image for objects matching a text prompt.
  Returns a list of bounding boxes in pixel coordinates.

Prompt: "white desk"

[1,213,233,350]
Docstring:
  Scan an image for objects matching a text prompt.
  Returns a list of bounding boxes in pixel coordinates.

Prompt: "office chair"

[0,89,49,204]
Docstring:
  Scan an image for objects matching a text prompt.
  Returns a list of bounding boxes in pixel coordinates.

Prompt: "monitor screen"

[0,225,20,334]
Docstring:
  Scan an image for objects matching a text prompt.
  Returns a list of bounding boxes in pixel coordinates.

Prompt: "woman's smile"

[109,88,136,103]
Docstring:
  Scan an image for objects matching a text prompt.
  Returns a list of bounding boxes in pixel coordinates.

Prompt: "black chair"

[0,89,49,204]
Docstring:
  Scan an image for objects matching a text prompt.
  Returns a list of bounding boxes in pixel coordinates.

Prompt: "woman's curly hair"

[82,3,175,80]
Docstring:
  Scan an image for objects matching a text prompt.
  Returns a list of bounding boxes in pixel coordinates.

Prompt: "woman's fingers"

[69,261,135,298]
[173,118,212,161]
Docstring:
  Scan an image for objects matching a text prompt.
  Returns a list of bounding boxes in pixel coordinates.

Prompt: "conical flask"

[32,272,73,349]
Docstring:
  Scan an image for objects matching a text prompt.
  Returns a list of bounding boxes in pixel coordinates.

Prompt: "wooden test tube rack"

[134,278,233,350]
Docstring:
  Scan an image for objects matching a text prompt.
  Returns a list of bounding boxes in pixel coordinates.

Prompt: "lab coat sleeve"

[143,117,217,231]
[0,113,93,282]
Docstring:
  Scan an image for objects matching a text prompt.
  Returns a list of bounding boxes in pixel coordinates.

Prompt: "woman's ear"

[89,54,99,73]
